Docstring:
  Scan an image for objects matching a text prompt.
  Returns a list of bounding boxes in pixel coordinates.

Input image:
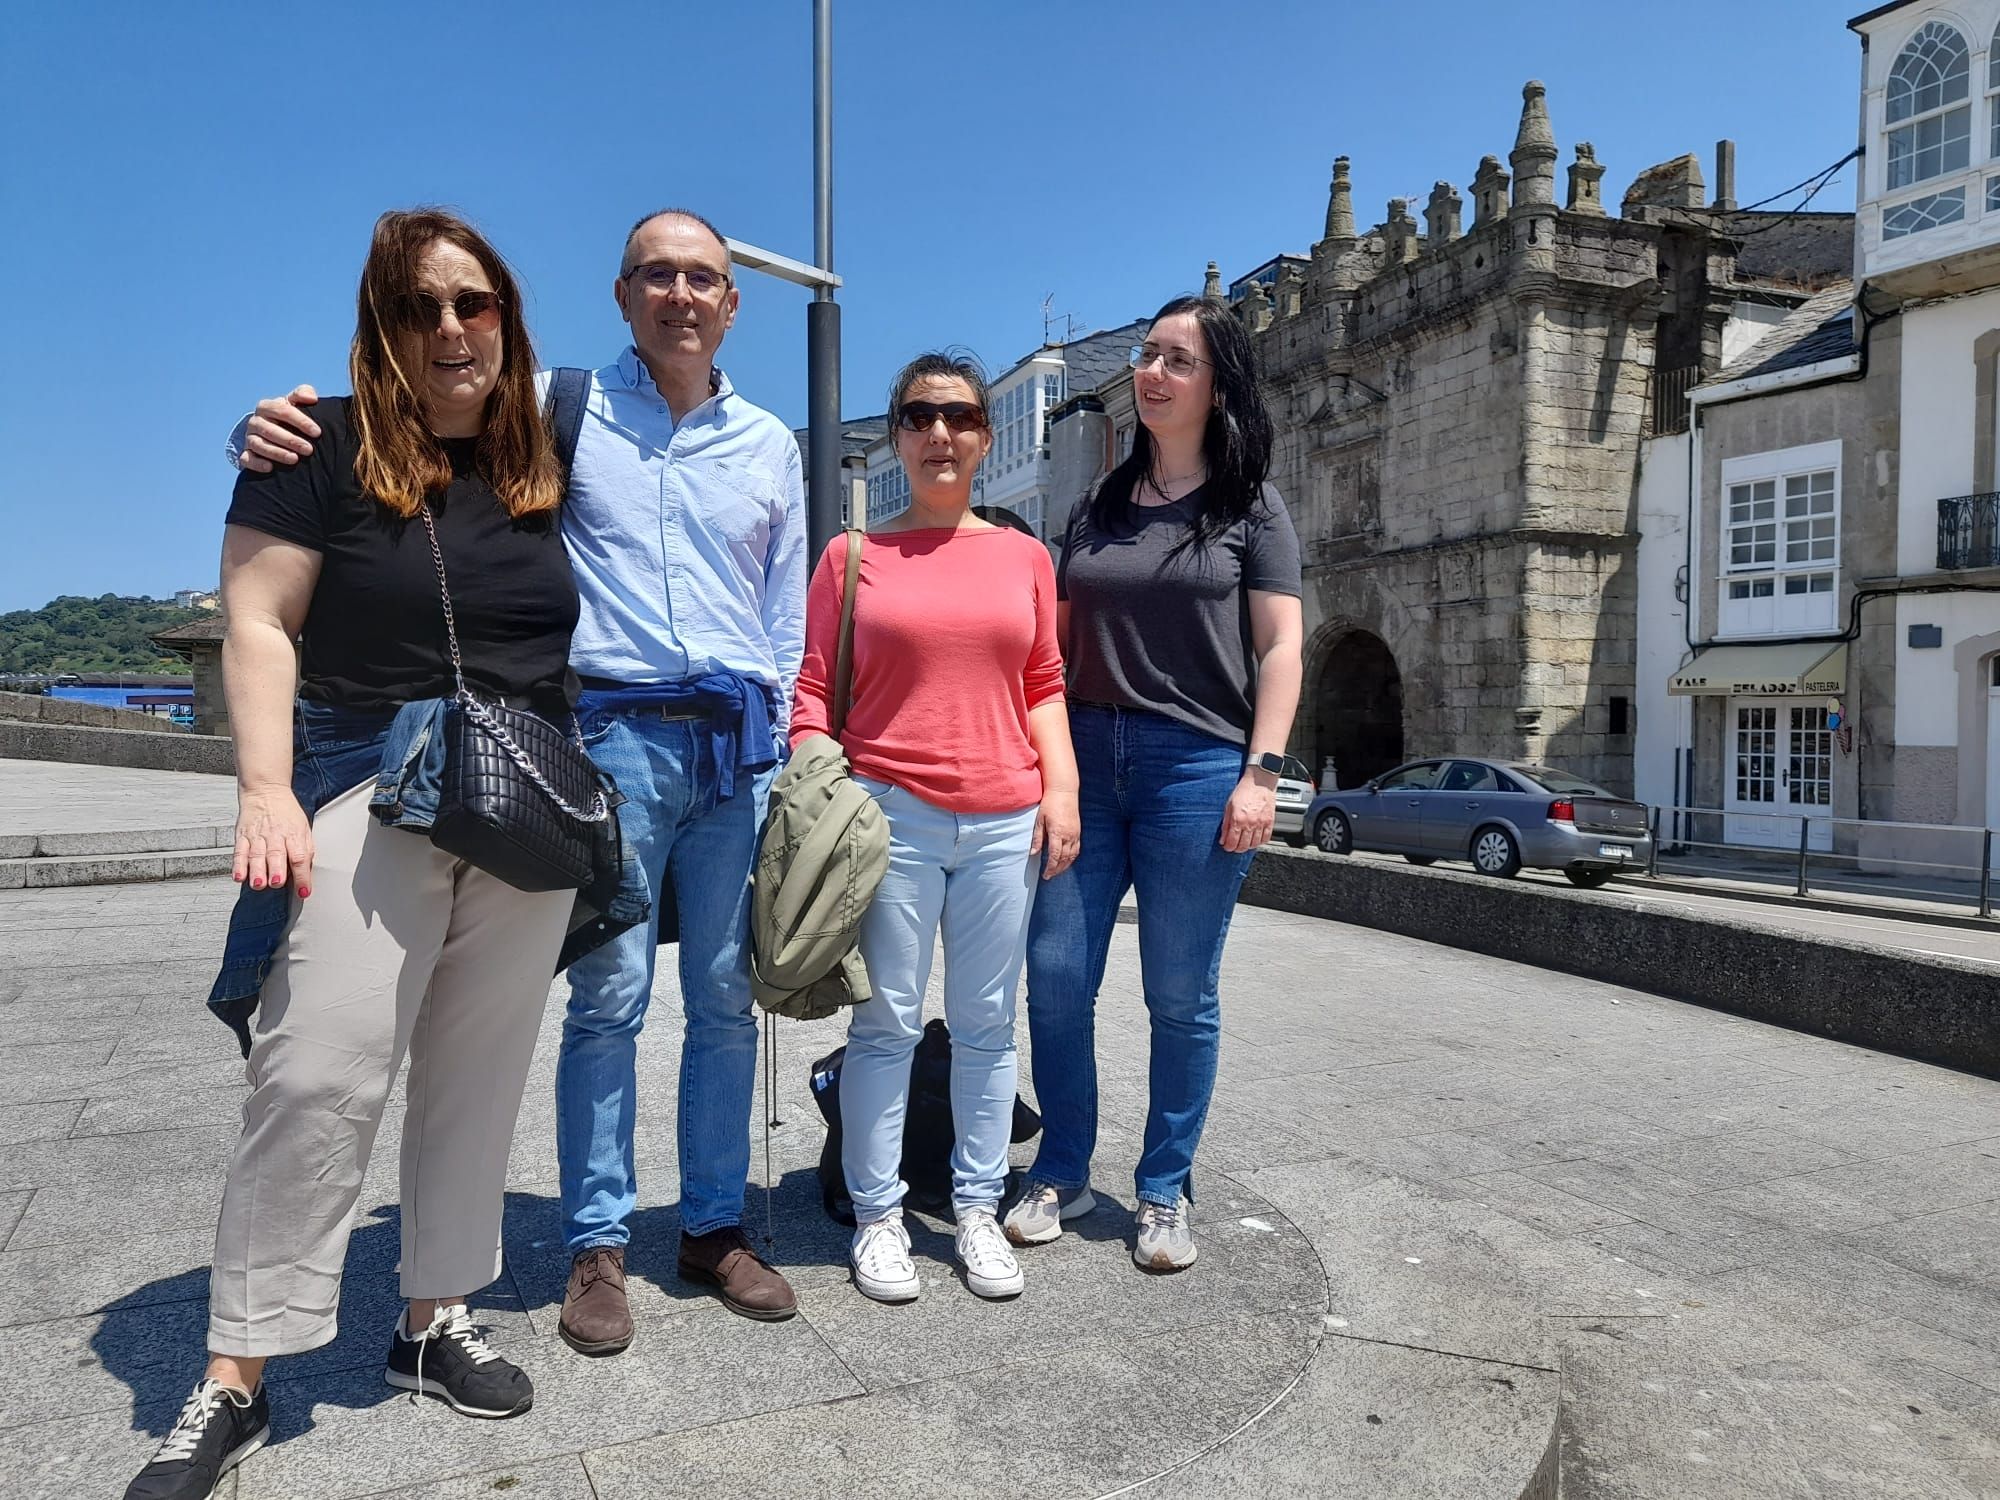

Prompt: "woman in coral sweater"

[791,351,1079,1303]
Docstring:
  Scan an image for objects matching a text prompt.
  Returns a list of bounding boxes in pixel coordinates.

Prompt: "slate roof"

[1712,282,1858,385]
[1059,320,1149,395]
[149,617,227,660]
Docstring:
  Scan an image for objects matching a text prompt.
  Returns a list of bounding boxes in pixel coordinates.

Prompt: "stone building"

[149,617,228,737]
[1194,83,1849,793]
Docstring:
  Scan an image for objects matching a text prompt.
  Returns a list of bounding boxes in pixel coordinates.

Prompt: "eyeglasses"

[393,290,504,333]
[1129,344,1209,377]
[895,401,988,434]
[625,261,732,295]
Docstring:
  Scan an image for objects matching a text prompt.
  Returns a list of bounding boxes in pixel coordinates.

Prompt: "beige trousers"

[207,780,572,1358]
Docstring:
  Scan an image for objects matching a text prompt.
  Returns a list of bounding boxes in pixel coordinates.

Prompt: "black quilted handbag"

[419,504,613,892]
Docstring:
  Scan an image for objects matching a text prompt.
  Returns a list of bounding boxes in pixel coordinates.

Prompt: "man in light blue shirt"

[234,209,807,1348]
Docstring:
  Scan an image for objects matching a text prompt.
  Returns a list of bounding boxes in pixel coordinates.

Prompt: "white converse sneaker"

[851,1215,922,1303]
[955,1207,1026,1298]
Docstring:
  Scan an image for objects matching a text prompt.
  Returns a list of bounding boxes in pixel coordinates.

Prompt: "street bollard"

[1983,829,1993,919]
[1796,816,1810,898]
[1648,806,1661,878]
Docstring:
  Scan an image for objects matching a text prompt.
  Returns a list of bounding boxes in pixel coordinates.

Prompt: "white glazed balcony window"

[1877,20,1975,244]
[1886,21,1971,193]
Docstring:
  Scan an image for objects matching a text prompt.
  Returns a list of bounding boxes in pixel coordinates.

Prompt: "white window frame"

[1887,20,1972,190]
[1718,440,1842,638]
[1880,19,1974,240]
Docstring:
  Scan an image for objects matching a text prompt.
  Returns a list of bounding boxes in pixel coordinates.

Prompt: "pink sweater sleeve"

[1023,543,1066,711]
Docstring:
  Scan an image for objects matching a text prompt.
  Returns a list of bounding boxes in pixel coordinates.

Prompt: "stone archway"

[1314,630,1404,788]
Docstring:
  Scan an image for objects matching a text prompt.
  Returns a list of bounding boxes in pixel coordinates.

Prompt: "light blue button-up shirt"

[540,350,805,732]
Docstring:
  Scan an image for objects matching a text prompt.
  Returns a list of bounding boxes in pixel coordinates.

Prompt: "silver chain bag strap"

[420,503,611,891]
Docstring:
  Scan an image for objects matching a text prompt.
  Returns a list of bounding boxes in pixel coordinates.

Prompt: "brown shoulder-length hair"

[348,208,561,518]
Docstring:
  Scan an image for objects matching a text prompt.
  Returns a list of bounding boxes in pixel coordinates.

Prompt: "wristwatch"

[1251,751,1286,776]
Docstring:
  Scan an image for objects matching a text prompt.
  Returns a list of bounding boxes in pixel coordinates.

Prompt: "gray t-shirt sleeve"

[1245,485,1303,596]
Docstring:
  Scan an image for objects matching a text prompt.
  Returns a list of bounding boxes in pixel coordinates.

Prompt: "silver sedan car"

[1303,757,1652,887]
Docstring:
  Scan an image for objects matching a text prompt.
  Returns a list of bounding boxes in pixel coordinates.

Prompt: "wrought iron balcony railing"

[1938,493,2000,570]
[1647,365,1701,437]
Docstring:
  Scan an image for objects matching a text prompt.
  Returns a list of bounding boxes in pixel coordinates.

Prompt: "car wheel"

[1469,825,1522,878]
[1314,810,1353,856]
[1565,867,1615,889]
[1404,855,1436,866]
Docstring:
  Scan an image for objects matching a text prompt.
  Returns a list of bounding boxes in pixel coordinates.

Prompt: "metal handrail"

[1645,803,1997,917]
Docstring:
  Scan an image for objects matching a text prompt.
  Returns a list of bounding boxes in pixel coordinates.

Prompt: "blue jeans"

[557,709,773,1248]
[1024,706,1254,1208]
[843,779,1039,1222]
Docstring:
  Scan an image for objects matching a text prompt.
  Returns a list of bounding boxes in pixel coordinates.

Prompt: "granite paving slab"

[10,875,2000,1498]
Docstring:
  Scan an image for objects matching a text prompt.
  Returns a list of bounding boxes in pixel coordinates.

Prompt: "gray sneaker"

[1133,1197,1197,1271]
[1002,1180,1097,1245]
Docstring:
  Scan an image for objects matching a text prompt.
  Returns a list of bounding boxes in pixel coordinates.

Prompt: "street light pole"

[804,0,843,559]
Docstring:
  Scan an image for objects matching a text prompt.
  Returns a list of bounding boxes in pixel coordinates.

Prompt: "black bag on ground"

[809,1018,1042,1226]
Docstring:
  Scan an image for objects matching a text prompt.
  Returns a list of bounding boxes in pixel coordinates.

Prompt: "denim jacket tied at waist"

[207,697,649,1056]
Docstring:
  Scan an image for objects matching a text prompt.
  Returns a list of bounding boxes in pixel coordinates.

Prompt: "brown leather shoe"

[677,1226,798,1321]
[559,1246,633,1356]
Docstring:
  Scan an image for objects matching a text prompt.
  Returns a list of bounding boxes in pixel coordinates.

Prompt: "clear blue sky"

[0,0,1859,613]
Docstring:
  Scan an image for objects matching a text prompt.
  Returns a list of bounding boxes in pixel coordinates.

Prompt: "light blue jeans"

[842,777,1039,1223]
[1024,706,1255,1208]
[557,710,773,1249]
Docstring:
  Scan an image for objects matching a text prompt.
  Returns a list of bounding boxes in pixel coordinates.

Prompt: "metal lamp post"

[722,0,843,560]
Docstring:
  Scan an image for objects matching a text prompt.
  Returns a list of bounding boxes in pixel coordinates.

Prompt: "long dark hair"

[1086,295,1272,556]
[349,208,560,518]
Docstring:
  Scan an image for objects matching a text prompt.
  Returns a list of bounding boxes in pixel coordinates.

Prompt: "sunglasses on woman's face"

[896,401,988,434]
[394,290,504,334]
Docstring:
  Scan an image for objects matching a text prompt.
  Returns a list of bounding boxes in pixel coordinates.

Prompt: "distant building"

[792,414,888,531]
[149,617,228,736]
[173,588,218,611]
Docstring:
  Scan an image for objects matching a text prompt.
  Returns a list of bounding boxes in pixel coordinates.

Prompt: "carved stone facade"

[1234,82,1848,793]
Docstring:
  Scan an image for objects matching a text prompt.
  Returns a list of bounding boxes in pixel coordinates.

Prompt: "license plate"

[1597,843,1633,859]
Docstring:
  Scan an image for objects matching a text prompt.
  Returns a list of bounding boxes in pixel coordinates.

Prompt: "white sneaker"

[1002,1179,1097,1246]
[1134,1196,1198,1272]
[955,1207,1026,1299]
[850,1216,922,1303]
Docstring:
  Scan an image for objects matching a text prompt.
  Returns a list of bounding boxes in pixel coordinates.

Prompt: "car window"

[1280,757,1312,783]
[1439,761,1500,793]
[1510,765,1610,797]
[1378,762,1443,791]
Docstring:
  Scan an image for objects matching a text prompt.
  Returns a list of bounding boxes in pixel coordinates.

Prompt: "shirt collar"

[616,347,731,411]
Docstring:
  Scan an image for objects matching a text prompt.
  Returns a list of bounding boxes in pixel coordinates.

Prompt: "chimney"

[1714,139,1737,212]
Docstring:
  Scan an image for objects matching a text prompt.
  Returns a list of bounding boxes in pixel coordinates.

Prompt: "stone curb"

[0,847,234,890]
[28,824,235,858]
[0,720,234,776]
[1243,846,2000,1079]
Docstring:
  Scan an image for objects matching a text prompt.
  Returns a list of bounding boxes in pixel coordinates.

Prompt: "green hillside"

[0,595,210,675]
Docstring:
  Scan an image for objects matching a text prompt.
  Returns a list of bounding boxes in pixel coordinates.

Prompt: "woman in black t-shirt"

[129,211,576,1500]
[1002,295,1304,1274]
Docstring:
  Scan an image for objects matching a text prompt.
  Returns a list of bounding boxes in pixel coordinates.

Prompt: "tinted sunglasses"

[393,290,504,333]
[896,401,988,434]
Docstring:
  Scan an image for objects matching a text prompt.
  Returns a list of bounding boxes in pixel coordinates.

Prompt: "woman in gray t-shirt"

[1003,295,1304,1271]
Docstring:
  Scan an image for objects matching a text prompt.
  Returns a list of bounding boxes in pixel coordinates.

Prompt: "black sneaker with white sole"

[384,1304,533,1418]
[125,1378,270,1500]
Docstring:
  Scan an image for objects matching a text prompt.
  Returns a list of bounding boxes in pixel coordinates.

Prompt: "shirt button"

[657,405,667,414]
